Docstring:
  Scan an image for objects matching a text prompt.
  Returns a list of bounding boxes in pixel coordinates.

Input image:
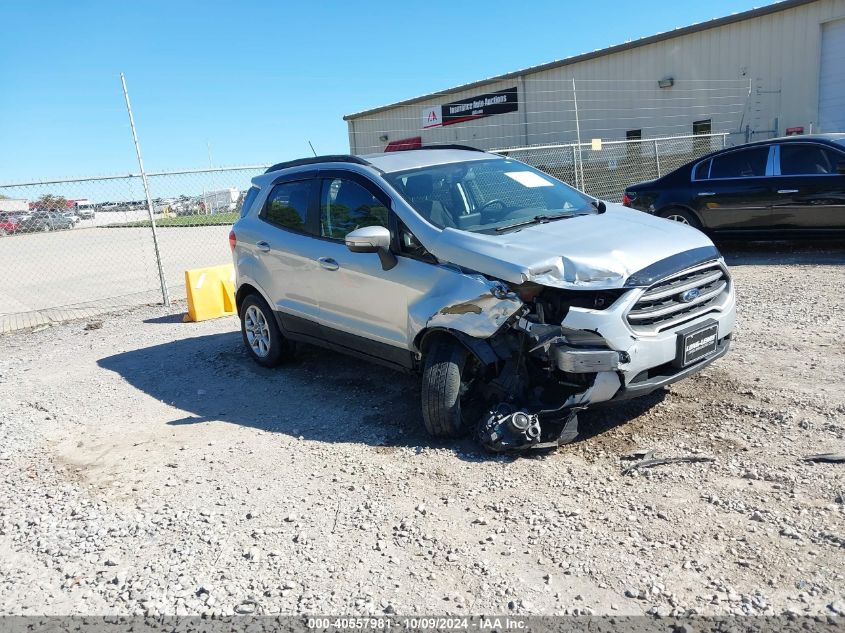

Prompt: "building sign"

[441,87,519,126]
[422,106,441,129]
[420,88,519,130]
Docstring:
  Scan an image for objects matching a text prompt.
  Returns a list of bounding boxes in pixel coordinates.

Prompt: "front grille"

[627,261,729,331]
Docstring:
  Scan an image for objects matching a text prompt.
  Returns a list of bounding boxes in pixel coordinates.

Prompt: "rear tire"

[659,208,701,229]
[421,338,484,438]
[239,293,290,368]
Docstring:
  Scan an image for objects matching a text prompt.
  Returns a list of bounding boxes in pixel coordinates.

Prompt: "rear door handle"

[777,189,799,194]
[256,241,270,252]
[318,257,339,271]
[696,192,716,197]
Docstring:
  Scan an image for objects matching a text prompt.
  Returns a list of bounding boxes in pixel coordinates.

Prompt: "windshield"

[385,158,595,234]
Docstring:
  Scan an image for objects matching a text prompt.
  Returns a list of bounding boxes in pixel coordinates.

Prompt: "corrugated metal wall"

[347,0,845,154]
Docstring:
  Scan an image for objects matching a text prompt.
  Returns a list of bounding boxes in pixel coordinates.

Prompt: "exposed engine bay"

[444,283,629,452]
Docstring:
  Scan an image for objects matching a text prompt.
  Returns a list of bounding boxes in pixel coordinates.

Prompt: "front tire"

[239,294,290,367]
[659,208,701,229]
[421,338,485,438]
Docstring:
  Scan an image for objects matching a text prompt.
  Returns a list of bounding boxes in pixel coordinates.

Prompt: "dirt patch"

[0,244,843,617]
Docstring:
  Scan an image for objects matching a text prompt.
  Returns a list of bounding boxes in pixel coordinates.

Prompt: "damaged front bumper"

[555,278,736,403]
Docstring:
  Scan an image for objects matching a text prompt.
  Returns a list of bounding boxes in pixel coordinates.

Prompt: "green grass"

[106,212,239,228]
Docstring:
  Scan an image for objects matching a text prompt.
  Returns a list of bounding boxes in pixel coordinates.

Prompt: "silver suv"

[230,147,735,451]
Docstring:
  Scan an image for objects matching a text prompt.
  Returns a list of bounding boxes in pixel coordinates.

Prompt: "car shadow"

[97,331,666,461]
[142,313,187,324]
[577,389,667,442]
[716,238,845,265]
[98,331,438,449]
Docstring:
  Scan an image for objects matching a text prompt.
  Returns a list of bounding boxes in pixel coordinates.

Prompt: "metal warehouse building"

[344,0,845,155]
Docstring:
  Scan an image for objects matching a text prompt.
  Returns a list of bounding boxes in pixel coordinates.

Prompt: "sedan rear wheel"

[659,208,701,229]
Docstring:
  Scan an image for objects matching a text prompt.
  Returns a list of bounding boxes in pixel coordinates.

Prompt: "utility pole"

[120,73,170,306]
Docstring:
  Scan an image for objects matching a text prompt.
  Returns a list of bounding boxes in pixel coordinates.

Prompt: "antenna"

[307,141,318,157]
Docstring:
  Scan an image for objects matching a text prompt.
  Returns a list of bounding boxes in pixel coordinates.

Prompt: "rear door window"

[710,147,770,179]
[262,180,312,232]
[692,159,711,180]
[779,144,841,175]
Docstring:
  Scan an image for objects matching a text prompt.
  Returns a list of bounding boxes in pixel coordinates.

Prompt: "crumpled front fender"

[408,273,524,349]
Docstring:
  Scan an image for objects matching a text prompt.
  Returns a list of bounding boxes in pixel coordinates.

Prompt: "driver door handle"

[696,192,716,197]
[777,189,799,194]
[256,241,271,252]
[318,257,339,271]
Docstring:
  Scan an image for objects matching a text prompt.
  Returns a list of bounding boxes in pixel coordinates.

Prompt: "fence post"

[120,73,170,307]
[722,133,728,149]
[572,145,580,190]
[572,78,585,192]
[654,139,661,179]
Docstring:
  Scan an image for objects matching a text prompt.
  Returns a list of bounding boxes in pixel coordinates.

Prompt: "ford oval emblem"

[679,288,701,303]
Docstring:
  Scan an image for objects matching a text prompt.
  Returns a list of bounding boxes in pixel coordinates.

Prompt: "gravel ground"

[0,241,843,618]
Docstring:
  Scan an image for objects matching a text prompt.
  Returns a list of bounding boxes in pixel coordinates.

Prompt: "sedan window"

[710,147,769,179]
[692,160,711,180]
[780,145,840,175]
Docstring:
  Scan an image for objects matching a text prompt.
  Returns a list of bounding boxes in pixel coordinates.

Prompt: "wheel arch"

[235,282,274,315]
[415,327,501,367]
[656,204,704,228]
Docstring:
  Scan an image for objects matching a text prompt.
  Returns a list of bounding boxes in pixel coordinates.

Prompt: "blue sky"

[1,0,764,181]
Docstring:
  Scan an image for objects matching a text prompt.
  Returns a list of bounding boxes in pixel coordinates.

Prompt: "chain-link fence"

[0,132,726,333]
[495,132,727,202]
[0,166,266,332]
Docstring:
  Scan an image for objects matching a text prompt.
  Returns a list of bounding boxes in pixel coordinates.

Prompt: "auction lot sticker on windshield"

[505,171,554,187]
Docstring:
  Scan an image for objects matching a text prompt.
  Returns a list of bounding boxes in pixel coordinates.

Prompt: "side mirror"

[345,225,397,271]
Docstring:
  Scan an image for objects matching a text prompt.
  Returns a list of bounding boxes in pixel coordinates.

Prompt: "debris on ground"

[802,452,845,464]
[621,453,716,475]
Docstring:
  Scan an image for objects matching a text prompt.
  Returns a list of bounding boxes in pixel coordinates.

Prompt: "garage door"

[819,18,845,132]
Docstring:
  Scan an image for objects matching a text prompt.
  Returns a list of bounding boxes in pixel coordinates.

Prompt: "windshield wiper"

[495,213,578,233]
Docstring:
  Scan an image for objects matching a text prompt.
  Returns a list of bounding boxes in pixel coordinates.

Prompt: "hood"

[427,204,718,290]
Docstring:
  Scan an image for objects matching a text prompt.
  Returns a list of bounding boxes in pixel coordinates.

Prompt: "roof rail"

[416,144,487,153]
[264,155,371,174]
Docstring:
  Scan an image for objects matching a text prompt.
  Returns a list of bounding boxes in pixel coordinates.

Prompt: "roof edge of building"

[343,0,816,121]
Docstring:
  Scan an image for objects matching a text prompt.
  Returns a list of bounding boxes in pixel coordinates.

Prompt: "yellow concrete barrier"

[184,264,236,322]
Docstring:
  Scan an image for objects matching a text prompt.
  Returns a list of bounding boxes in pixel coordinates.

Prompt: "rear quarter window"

[240,186,260,218]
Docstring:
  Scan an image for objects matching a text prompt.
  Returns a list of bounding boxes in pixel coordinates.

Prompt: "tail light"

[622,191,637,206]
[228,229,237,251]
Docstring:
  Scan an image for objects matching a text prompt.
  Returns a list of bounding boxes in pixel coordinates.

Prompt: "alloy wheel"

[666,214,690,225]
[244,305,271,357]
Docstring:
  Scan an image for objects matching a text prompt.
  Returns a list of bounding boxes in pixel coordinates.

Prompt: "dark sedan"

[623,134,845,235]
